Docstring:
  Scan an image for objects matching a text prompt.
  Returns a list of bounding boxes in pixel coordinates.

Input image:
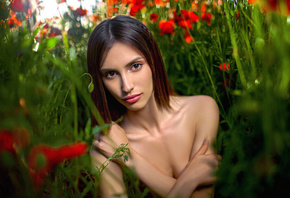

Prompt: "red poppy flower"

[236,11,240,18]
[48,26,61,37]
[74,8,88,16]
[248,0,256,4]
[0,132,14,153]
[267,0,279,10]
[154,0,167,7]
[201,12,212,26]
[184,30,193,43]
[10,0,23,12]
[130,3,145,16]
[130,0,145,4]
[219,63,230,71]
[150,13,158,22]
[174,10,199,24]
[0,128,30,154]
[222,78,230,89]
[201,5,207,12]
[28,142,88,189]
[178,20,192,29]
[8,11,22,27]
[10,0,30,13]
[60,0,66,3]
[174,10,199,30]
[159,20,174,35]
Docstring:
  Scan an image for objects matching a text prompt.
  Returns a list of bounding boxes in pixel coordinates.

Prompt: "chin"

[125,103,146,112]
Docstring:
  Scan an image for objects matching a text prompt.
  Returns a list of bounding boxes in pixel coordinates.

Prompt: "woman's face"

[101,42,153,111]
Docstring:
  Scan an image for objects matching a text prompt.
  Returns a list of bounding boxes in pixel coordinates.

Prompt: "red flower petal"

[10,0,24,12]
[0,131,14,153]
[150,13,158,21]
[159,20,174,35]
[219,63,230,71]
[28,142,88,189]
[0,128,30,154]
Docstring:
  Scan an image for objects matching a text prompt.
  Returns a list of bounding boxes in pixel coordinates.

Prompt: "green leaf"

[46,37,59,49]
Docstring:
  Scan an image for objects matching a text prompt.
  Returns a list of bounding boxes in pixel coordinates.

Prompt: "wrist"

[168,173,198,197]
[124,146,136,168]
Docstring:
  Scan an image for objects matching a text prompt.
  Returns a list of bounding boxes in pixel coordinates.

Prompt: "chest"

[127,117,196,178]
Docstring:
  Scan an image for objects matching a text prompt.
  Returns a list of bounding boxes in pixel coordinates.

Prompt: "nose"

[121,74,134,93]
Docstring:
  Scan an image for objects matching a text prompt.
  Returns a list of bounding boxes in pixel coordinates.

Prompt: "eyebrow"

[101,57,144,72]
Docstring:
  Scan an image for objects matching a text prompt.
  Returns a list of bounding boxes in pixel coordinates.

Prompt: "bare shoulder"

[171,95,220,154]
[171,95,219,115]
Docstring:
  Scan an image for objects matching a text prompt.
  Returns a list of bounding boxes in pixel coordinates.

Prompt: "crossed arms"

[90,96,220,197]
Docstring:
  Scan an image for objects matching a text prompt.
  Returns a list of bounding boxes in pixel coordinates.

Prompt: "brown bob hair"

[87,15,174,126]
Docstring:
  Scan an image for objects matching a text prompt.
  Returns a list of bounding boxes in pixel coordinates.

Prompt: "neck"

[123,95,169,135]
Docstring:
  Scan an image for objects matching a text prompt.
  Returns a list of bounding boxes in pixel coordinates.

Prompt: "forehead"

[102,42,144,69]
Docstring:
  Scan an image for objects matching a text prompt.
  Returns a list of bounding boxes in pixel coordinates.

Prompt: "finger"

[93,133,102,141]
[195,139,209,156]
[111,122,125,132]
[92,139,100,147]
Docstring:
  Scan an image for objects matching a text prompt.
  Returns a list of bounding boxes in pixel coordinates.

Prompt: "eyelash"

[104,63,142,78]
[130,63,142,71]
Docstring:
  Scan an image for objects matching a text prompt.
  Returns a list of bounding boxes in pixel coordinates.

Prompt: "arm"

[187,96,220,197]
[95,98,220,197]
[90,148,127,198]
[95,132,219,198]
[94,124,176,197]
[167,139,219,198]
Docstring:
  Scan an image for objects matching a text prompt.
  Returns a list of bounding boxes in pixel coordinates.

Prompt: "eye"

[104,71,117,78]
[130,63,142,71]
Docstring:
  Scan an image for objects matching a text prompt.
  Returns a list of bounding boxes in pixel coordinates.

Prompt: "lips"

[123,93,142,103]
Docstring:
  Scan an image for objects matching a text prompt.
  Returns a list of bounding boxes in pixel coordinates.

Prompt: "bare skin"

[90,42,220,197]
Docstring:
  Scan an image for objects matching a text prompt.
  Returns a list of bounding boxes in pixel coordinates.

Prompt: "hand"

[180,139,222,188]
[92,123,131,163]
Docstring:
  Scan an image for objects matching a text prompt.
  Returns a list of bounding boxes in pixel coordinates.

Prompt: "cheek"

[140,68,153,89]
[103,80,120,97]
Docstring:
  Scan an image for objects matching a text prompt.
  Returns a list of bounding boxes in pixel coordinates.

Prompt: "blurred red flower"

[248,0,257,4]
[0,128,30,154]
[0,132,14,153]
[8,11,22,27]
[74,8,88,16]
[184,30,193,43]
[159,20,174,35]
[10,0,30,13]
[28,142,88,189]
[268,0,279,10]
[201,12,212,25]
[48,26,62,37]
[219,63,230,71]
[154,0,168,7]
[236,11,240,18]
[174,10,199,29]
[130,3,145,16]
[150,13,158,21]
[222,78,230,89]
[10,0,23,12]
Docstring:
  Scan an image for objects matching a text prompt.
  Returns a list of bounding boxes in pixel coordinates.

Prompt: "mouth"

[123,93,142,103]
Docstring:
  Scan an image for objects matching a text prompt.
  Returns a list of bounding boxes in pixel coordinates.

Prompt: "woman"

[88,15,220,198]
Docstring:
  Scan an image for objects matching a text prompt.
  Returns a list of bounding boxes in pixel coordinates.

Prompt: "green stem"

[224,2,247,88]
[71,85,78,139]
[193,42,230,128]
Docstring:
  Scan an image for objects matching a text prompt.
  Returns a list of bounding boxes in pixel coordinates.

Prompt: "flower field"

[0,0,289,197]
